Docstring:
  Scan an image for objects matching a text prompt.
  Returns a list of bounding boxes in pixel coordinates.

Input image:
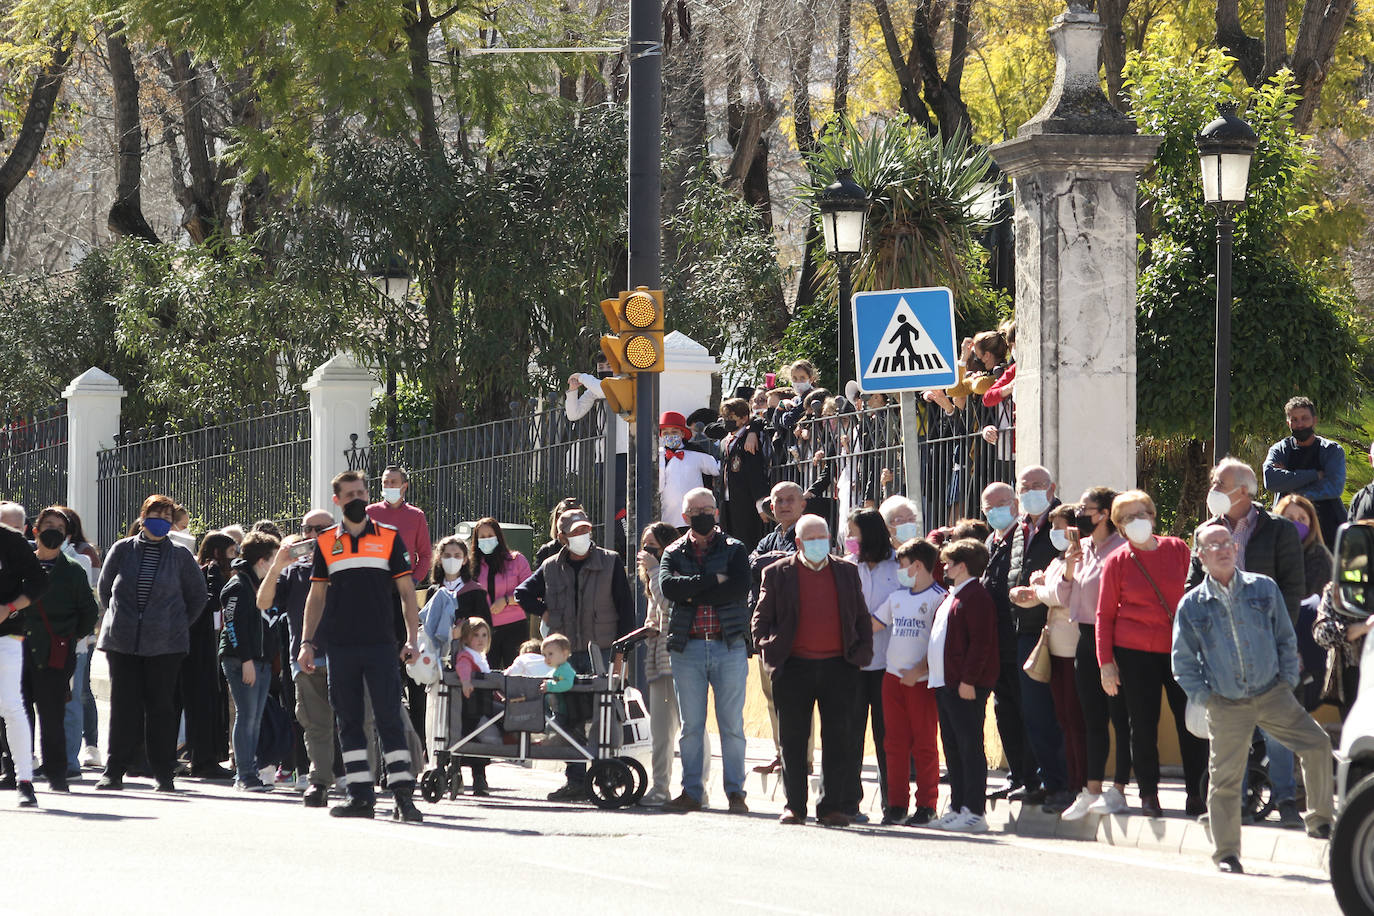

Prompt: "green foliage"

[663,157,786,384]
[1128,47,1361,442]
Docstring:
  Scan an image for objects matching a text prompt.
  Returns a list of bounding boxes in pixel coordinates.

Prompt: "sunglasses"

[301,524,329,534]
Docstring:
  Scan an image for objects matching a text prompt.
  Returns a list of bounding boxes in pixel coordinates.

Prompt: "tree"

[0,30,75,258]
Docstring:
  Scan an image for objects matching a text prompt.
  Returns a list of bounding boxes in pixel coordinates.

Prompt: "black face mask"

[342,498,368,523]
[37,528,64,549]
[723,419,738,432]
[1291,426,1315,443]
[643,547,660,559]
[1074,512,1097,538]
[688,513,715,535]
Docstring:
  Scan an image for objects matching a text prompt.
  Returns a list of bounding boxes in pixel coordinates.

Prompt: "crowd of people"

[2,368,1373,874]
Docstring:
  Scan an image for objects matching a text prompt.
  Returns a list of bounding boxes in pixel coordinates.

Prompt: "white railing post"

[304,354,376,517]
[62,368,126,546]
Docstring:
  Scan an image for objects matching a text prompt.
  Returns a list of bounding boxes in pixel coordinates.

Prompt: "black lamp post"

[818,168,870,386]
[368,255,412,442]
[1196,104,1257,462]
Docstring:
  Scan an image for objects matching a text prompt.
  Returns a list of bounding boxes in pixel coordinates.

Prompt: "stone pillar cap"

[304,352,375,390]
[63,367,126,398]
[1017,4,1136,138]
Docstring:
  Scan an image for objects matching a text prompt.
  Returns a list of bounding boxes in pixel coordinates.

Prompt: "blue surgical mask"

[896,567,916,588]
[895,522,920,542]
[1020,488,1050,518]
[478,536,499,555]
[800,538,830,565]
[985,504,1015,532]
[143,517,173,538]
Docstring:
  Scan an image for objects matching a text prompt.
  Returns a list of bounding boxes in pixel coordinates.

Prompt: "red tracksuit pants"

[882,673,940,810]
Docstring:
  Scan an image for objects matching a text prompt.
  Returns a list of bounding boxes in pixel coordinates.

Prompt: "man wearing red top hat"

[659,411,720,531]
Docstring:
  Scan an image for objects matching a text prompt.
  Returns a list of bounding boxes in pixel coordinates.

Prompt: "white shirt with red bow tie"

[659,447,720,527]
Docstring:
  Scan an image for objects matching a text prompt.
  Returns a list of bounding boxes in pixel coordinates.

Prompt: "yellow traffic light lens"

[625,334,658,369]
[622,292,658,328]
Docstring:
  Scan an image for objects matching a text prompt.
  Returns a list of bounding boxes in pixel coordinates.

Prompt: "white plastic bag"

[407,631,441,686]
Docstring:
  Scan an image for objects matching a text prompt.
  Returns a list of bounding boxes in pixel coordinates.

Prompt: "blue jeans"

[81,650,98,746]
[671,638,749,801]
[1017,633,1067,793]
[64,650,90,773]
[1247,728,1296,804]
[221,658,270,783]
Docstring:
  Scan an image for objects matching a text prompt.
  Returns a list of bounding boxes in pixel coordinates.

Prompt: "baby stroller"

[420,628,654,809]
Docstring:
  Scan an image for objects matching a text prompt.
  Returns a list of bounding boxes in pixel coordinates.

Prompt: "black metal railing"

[345,402,609,545]
[773,396,1015,538]
[96,398,311,546]
[0,404,68,523]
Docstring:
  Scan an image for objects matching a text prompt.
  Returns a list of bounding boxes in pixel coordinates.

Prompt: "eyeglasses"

[1200,541,1236,553]
[301,524,329,534]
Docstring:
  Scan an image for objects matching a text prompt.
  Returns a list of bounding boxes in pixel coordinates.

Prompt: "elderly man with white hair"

[753,513,873,826]
[0,502,26,532]
[1173,523,1333,874]
[0,500,48,805]
[658,486,752,814]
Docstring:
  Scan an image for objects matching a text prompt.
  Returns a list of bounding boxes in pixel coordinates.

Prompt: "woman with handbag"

[1095,490,1208,818]
[1010,503,1087,800]
[97,494,208,793]
[22,507,99,794]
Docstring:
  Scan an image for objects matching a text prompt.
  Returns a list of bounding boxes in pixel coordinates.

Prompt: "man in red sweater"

[365,465,433,586]
[753,514,874,827]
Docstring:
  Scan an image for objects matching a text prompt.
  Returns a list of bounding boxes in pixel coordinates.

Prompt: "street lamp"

[368,255,412,442]
[818,168,870,386]
[1196,104,1257,461]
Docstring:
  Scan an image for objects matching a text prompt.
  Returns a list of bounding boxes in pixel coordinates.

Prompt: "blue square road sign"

[852,287,959,393]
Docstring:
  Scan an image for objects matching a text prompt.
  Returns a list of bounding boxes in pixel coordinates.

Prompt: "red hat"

[659,411,689,434]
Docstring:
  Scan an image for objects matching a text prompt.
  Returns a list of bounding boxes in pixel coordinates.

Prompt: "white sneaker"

[294,774,310,792]
[954,812,989,834]
[1088,786,1127,815]
[1060,789,1101,822]
[80,745,102,768]
[930,806,968,830]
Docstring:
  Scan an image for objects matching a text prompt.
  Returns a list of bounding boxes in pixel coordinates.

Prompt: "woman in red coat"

[1096,490,1208,818]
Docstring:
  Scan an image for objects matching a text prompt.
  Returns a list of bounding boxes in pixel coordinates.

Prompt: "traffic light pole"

[627,0,660,625]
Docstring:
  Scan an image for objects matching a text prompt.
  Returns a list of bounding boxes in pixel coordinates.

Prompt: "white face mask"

[1124,517,1154,545]
[1206,487,1236,518]
[478,536,499,555]
[793,379,813,394]
[1049,529,1070,552]
[441,557,464,577]
[567,533,593,555]
[382,487,403,505]
[1019,487,1051,518]
[895,522,920,542]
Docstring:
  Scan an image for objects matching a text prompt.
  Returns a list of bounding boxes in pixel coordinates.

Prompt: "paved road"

[0,762,1338,915]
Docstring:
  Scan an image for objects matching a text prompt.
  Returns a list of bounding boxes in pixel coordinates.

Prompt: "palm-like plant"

[804,116,1004,305]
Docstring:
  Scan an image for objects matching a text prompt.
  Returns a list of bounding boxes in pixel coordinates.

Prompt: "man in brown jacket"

[753,514,874,826]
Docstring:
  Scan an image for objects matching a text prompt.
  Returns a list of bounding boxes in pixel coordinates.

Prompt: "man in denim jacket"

[1173,524,1334,874]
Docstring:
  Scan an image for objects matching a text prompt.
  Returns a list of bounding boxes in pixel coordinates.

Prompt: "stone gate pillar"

[990,3,1160,498]
[304,354,376,517]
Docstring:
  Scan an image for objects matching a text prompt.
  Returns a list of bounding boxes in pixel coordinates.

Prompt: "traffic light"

[600,287,665,375]
[600,376,636,416]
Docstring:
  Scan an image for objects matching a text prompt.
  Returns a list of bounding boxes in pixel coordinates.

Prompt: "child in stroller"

[451,617,495,795]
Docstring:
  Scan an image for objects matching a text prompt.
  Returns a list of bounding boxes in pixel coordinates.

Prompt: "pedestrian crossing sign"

[852,287,959,393]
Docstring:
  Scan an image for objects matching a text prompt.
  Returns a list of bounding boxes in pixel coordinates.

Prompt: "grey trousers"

[648,674,681,794]
[295,666,347,788]
[1205,682,1333,863]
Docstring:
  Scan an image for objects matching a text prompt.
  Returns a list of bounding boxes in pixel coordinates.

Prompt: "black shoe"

[472,774,491,797]
[47,779,69,794]
[393,789,423,823]
[95,775,123,791]
[1217,855,1244,874]
[17,781,37,807]
[1277,800,1304,830]
[190,763,235,781]
[1308,822,1332,840]
[547,782,588,803]
[303,785,329,808]
[155,778,177,793]
[1140,794,1163,818]
[905,807,937,826]
[0,774,15,791]
[1042,790,1076,814]
[1008,785,1045,804]
[881,807,909,826]
[330,796,376,818]
[1186,793,1208,817]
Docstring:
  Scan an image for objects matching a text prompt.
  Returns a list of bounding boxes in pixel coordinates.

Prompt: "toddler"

[505,638,553,678]
[452,617,494,795]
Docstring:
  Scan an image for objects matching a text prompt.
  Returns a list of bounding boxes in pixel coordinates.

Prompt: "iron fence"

[96,398,311,547]
[0,404,68,523]
[772,395,1016,539]
[345,402,610,546]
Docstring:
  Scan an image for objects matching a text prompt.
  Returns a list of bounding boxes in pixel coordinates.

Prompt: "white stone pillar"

[660,330,720,418]
[303,354,376,516]
[62,368,126,545]
[990,5,1160,500]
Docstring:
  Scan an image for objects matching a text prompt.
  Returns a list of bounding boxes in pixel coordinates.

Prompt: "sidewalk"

[90,655,1330,874]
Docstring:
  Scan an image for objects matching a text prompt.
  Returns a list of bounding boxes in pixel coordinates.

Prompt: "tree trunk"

[1289,0,1356,130]
[106,28,159,242]
[1215,0,1265,86]
[168,50,223,244]
[871,0,933,129]
[0,34,74,258]
[833,0,852,118]
[661,0,707,276]
[1097,0,1129,110]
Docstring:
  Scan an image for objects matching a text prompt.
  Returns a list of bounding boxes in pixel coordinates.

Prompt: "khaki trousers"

[1205,682,1333,863]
